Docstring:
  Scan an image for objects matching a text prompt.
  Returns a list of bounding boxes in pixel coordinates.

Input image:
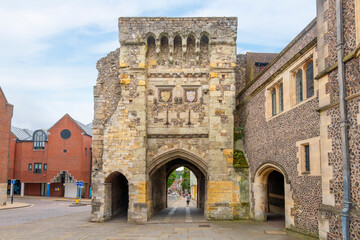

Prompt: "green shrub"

[232,150,249,168]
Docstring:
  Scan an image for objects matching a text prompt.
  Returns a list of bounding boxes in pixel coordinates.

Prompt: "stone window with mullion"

[295,60,314,105]
[270,81,283,117]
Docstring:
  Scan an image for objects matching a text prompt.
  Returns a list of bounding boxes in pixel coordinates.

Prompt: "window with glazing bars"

[305,145,310,172]
[34,163,42,174]
[306,62,314,98]
[296,70,303,103]
[272,89,277,116]
[33,130,46,150]
[279,84,284,112]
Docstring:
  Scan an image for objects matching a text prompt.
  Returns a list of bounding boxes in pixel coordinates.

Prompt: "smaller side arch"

[104,171,129,220]
[253,162,290,184]
[252,162,294,229]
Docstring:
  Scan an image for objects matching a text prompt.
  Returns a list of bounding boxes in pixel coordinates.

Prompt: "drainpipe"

[336,0,351,239]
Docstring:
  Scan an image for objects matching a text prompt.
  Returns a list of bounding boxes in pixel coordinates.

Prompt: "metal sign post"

[76,181,84,204]
[10,179,15,204]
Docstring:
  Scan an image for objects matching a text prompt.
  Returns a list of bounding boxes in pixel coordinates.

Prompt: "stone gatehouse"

[92,3,360,238]
[91,17,248,222]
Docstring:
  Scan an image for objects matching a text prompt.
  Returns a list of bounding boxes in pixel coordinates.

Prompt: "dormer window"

[33,130,46,150]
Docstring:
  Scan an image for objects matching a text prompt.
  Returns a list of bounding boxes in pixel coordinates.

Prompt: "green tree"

[167,170,177,188]
[181,167,190,193]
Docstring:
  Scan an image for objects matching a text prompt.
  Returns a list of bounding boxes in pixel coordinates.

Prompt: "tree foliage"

[181,167,190,192]
[167,170,177,188]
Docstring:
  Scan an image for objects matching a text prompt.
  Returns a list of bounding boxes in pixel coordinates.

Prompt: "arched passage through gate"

[104,171,129,220]
[148,150,207,218]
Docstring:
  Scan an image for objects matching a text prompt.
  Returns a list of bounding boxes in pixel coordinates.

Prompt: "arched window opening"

[306,62,314,98]
[160,36,169,65]
[186,35,196,63]
[146,36,156,60]
[200,35,209,65]
[296,70,303,103]
[272,89,277,116]
[33,130,47,150]
[173,35,182,65]
[279,84,284,112]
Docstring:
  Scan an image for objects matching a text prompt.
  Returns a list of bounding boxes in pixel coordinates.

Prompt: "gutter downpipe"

[336,0,352,239]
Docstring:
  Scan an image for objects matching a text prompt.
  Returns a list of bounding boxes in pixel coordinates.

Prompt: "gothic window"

[186,35,195,63]
[272,89,277,116]
[306,62,314,98]
[279,84,284,112]
[173,35,182,65]
[200,35,209,65]
[146,36,156,60]
[33,130,46,150]
[296,70,303,103]
[160,36,169,64]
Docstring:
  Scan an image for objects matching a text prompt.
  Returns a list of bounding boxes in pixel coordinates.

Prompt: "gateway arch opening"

[149,157,207,222]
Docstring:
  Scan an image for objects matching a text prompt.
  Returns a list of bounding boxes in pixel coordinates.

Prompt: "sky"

[0,0,316,130]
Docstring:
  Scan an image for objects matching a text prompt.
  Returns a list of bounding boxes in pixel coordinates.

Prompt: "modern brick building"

[0,87,13,205]
[8,114,92,198]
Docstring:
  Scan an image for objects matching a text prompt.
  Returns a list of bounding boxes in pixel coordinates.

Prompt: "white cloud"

[0,0,317,130]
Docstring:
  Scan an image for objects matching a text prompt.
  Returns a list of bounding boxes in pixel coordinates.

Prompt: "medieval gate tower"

[91,17,247,222]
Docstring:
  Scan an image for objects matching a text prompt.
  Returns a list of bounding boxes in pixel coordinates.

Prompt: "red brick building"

[8,114,92,198]
[0,87,13,205]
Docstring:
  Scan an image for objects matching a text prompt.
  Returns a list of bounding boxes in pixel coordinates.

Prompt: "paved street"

[0,196,316,240]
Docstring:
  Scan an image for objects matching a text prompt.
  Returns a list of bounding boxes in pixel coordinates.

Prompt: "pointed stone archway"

[148,149,208,219]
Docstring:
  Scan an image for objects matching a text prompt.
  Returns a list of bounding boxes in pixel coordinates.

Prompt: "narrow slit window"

[305,145,310,172]
[296,70,303,103]
[306,62,314,98]
[279,84,284,112]
[272,89,277,116]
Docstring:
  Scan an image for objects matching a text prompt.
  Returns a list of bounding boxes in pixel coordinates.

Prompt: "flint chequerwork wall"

[236,0,360,238]
[91,17,248,222]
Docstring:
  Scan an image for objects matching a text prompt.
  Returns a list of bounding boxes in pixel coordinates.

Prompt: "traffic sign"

[76,181,84,187]
[11,179,16,185]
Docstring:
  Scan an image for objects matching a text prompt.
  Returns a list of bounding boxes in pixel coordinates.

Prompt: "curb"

[0,203,32,211]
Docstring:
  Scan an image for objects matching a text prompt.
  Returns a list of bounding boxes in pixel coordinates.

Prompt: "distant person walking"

[186,195,190,207]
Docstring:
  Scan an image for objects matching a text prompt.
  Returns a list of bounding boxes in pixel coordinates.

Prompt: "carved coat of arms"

[159,90,172,102]
[185,90,197,102]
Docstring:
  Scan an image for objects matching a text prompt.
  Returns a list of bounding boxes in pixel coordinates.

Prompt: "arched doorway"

[104,172,129,219]
[253,163,294,228]
[148,150,207,221]
[267,170,285,222]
